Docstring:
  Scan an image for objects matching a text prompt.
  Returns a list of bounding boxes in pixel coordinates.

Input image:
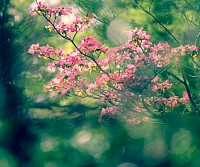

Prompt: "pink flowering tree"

[28,1,200,124]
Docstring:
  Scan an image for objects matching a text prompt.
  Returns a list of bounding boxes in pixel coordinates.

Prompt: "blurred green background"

[1,0,200,166]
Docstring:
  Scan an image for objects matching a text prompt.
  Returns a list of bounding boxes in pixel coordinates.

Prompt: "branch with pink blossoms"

[31,0,109,77]
[28,1,200,124]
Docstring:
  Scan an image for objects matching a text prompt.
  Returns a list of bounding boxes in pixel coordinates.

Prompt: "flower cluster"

[150,43,172,68]
[179,92,190,104]
[99,106,118,122]
[145,92,190,111]
[171,45,198,56]
[30,1,72,17]
[30,1,94,37]
[29,1,200,123]
[28,43,55,58]
[152,79,172,92]
[79,37,108,54]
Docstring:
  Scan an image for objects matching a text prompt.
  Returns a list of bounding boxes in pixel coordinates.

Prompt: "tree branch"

[182,73,200,113]
[133,1,180,45]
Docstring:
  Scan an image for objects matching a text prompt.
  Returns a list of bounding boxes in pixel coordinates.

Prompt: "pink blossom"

[48,62,55,67]
[152,76,159,83]
[179,92,190,104]
[28,2,200,123]
[28,43,40,54]
[127,64,135,69]
[162,80,172,89]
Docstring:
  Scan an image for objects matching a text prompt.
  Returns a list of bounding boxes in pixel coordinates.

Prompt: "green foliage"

[1,0,200,166]
[74,0,103,14]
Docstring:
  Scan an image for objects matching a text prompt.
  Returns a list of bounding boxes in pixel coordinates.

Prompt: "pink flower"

[127,64,135,69]
[30,10,37,16]
[143,116,150,121]
[152,76,159,83]
[80,37,108,53]
[48,62,55,67]
[179,92,190,104]
[28,43,40,54]
[152,84,158,92]
[60,8,72,15]
[44,85,52,91]
[163,80,172,89]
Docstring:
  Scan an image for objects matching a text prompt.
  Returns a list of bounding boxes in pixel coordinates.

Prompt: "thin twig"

[134,1,180,45]
[182,73,200,113]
